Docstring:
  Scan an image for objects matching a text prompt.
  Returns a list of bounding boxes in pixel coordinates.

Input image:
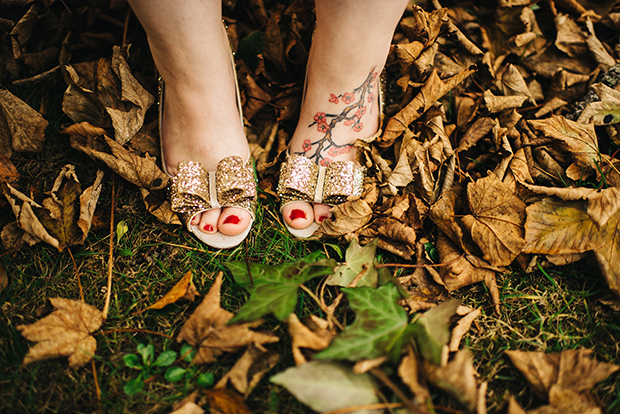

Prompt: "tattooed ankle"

[297,68,378,166]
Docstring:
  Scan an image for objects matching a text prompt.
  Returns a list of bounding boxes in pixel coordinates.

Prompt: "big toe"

[282,202,315,229]
[218,207,252,236]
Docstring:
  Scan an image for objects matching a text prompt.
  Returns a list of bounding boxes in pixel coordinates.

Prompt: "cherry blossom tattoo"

[296,68,378,166]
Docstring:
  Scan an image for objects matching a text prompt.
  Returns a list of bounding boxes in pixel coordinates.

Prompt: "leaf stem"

[91,359,101,401]
[96,328,173,338]
[103,177,115,320]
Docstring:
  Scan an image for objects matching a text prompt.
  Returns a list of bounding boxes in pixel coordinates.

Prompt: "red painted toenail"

[290,209,306,220]
[203,224,213,232]
[223,215,241,225]
[318,215,328,223]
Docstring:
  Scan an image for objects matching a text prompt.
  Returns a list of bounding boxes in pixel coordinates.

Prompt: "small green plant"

[123,343,214,395]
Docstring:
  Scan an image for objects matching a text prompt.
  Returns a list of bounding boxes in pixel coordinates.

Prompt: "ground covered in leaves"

[1,0,620,413]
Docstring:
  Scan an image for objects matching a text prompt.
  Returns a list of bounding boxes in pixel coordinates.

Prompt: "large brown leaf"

[2,165,104,251]
[381,68,476,146]
[0,88,47,157]
[462,173,526,266]
[176,272,279,365]
[215,346,280,397]
[17,298,103,368]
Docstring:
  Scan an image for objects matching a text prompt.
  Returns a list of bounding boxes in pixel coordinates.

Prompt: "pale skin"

[128,0,408,235]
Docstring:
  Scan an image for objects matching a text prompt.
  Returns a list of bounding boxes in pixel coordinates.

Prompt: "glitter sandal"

[158,25,256,249]
[277,153,364,238]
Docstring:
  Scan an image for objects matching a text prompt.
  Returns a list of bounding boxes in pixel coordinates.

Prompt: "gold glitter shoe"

[277,153,364,238]
[158,25,256,249]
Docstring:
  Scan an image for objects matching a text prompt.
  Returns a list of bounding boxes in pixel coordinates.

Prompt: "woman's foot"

[282,66,381,231]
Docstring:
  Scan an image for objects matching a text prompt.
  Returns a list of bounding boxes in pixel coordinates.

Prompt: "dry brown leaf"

[530,386,603,414]
[107,46,155,144]
[286,313,334,366]
[215,346,280,397]
[203,388,253,414]
[70,135,168,191]
[17,298,103,368]
[484,89,528,113]
[555,13,588,58]
[169,401,205,414]
[436,232,491,291]
[506,349,619,402]
[448,308,481,352]
[398,346,431,405]
[498,64,536,104]
[145,270,199,311]
[0,153,19,183]
[2,165,104,251]
[457,117,496,153]
[0,88,48,157]
[319,183,378,238]
[176,272,279,365]
[0,262,8,291]
[462,173,526,266]
[424,349,479,412]
[528,116,600,176]
[381,68,476,146]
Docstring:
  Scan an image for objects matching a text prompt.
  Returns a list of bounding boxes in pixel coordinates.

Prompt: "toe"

[313,204,332,225]
[197,209,220,234]
[218,207,252,236]
[282,202,315,230]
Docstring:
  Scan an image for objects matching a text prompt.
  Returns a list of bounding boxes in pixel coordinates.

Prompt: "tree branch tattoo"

[295,68,378,166]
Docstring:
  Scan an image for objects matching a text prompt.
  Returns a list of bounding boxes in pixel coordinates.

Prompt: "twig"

[91,359,101,401]
[322,402,405,414]
[103,178,116,320]
[244,239,254,288]
[67,248,84,302]
[96,328,173,339]
[370,368,427,414]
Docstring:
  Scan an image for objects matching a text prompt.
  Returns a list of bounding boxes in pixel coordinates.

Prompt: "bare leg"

[128,0,251,236]
[283,0,409,230]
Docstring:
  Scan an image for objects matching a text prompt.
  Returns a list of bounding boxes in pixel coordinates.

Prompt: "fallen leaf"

[327,238,380,288]
[528,116,600,176]
[17,298,103,368]
[270,360,381,414]
[381,68,476,145]
[215,346,280,397]
[449,308,481,352]
[286,313,333,366]
[577,83,620,125]
[315,283,409,362]
[2,165,104,251]
[203,389,253,414]
[319,183,378,238]
[484,89,528,113]
[176,272,279,365]
[398,345,431,405]
[169,401,205,414]
[0,262,8,291]
[0,153,19,183]
[461,172,526,266]
[497,64,535,104]
[145,270,199,311]
[107,45,155,144]
[225,251,336,323]
[424,349,480,412]
[408,299,461,366]
[0,88,48,157]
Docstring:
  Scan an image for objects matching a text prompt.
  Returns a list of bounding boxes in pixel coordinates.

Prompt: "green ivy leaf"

[197,372,215,388]
[153,350,177,367]
[137,343,154,365]
[124,377,144,395]
[123,353,141,369]
[326,239,380,288]
[226,251,336,323]
[315,283,409,361]
[165,366,187,383]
